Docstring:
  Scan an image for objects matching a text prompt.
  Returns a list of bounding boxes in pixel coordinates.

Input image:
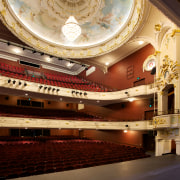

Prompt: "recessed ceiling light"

[105,62,109,66]
[25,93,28,96]
[128,98,134,102]
[67,62,71,67]
[46,57,51,62]
[12,47,21,54]
[138,41,144,45]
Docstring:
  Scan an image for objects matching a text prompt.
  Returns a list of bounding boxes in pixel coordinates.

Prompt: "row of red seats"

[0,139,149,179]
[0,104,104,121]
[0,62,25,74]
[0,61,112,92]
[0,68,109,92]
[45,73,88,84]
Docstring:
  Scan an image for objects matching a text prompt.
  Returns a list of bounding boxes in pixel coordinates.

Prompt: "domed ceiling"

[0,0,144,59]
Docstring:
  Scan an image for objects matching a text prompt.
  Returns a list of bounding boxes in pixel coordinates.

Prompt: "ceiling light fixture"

[12,47,21,54]
[62,16,81,42]
[138,41,144,45]
[128,98,134,102]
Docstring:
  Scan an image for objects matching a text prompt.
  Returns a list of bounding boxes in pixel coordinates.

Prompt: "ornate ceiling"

[0,0,178,75]
[0,0,144,58]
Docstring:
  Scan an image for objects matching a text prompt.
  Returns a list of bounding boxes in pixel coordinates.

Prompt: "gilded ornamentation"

[153,117,167,128]
[171,29,180,37]
[156,55,179,91]
[155,24,161,31]
[0,0,144,58]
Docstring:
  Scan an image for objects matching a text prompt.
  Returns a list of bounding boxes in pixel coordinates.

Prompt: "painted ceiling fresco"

[7,0,134,47]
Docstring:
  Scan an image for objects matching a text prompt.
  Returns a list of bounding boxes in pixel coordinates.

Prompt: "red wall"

[105,99,155,121]
[83,130,146,147]
[79,44,155,90]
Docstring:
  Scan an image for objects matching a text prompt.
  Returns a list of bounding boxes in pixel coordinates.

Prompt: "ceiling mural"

[0,0,145,58]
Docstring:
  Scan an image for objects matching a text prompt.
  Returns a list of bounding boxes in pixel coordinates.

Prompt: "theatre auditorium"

[0,0,180,179]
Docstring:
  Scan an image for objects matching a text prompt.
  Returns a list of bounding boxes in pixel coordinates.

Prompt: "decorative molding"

[0,53,19,61]
[0,116,153,130]
[171,29,180,37]
[156,55,179,91]
[0,0,145,58]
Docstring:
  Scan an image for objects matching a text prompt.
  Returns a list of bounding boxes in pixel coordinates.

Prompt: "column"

[174,32,180,112]
[175,139,180,155]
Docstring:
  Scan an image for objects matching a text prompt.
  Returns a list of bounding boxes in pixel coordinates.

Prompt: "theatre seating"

[0,137,150,179]
[0,104,104,121]
[0,62,113,92]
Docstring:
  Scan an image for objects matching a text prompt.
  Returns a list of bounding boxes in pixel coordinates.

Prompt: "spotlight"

[85,67,88,70]
[125,125,128,127]
[57,89,60,92]
[76,91,79,95]
[19,81,22,85]
[125,92,128,95]
[49,55,53,58]
[13,80,16,84]
[84,92,87,96]
[39,85,43,89]
[72,90,75,94]
[52,88,56,91]
[22,47,26,51]
[58,58,63,61]
[24,82,27,86]
[79,92,82,95]
[32,50,36,53]
[7,42,11,46]
[8,79,11,83]
[44,87,47,90]
[40,52,44,56]
[48,87,51,91]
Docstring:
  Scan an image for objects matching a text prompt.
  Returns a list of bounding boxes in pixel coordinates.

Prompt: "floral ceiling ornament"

[156,55,179,91]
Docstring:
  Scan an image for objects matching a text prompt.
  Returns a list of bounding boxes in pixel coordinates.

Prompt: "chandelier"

[62,16,81,41]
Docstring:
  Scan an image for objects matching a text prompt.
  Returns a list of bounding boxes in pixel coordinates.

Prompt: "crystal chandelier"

[62,16,81,41]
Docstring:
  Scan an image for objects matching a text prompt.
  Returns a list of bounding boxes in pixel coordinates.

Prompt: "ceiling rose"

[0,0,145,58]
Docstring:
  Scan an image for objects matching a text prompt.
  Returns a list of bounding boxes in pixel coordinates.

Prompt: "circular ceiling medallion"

[0,0,145,58]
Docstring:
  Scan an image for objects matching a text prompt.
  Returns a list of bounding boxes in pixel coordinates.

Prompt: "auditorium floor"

[13,154,180,180]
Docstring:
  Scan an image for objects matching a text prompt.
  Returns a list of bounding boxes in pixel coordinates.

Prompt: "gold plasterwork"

[0,0,145,58]
[156,55,179,91]
[155,24,161,31]
[171,29,180,37]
